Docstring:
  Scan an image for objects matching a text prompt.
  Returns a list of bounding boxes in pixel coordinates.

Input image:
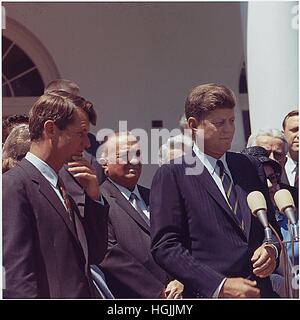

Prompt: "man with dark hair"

[150,83,281,298]
[44,78,80,95]
[282,110,298,187]
[3,91,108,298]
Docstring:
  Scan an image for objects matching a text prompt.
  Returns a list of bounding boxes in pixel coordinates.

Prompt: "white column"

[247,1,298,133]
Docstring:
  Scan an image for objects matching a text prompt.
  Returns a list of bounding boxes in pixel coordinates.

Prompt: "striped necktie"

[216,160,244,229]
[57,176,75,223]
[129,192,150,226]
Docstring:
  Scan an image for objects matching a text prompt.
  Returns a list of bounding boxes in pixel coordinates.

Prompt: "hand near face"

[251,243,277,278]
[67,156,100,200]
[164,279,184,299]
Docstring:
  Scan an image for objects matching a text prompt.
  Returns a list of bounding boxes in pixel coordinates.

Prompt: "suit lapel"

[186,153,247,240]
[19,159,83,247]
[102,180,150,233]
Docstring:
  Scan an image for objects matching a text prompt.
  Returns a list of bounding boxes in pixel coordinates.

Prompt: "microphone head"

[274,189,295,212]
[247,191,267,217]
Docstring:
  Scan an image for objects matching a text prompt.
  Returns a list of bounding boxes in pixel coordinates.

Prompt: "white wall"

[247,1,299,133]
[3,2,245,187]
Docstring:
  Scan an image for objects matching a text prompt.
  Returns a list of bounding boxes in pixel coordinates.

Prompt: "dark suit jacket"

[100,179,169,298]
[150,152,281,298]
[3,158,108,299]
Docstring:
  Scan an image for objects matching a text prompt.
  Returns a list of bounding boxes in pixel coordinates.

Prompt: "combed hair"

[282,110,298,130]
[2,114,29,144]
[185,83,236,121]
[2,123,31,173]
[29,90,97,141]
[247,128,289,154]
[44,79,80,95]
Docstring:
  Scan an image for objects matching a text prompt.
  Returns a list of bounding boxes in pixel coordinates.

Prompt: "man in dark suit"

[150,83,281,298]
[3,91,108,298]
[99,131,184,298]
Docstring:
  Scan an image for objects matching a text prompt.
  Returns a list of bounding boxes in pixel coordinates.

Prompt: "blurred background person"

[247,128,290,185]
[2,123,30,173]
[2,114,29,145]
[241,146,299,297]
[282,110,299,188]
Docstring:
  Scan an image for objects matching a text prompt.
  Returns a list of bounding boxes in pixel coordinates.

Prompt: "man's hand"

[67,156,100,200]
[251,244,277,278]
[165,280,184,299]
[219,277,261,298]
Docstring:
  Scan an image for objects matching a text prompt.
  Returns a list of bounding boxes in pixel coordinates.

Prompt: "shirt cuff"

[212,278,227,298]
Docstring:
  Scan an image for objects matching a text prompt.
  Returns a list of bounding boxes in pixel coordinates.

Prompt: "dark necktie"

[216,160,244,229]
[294,162,298,187]
[57,176,75,223]
[129,192,150,226]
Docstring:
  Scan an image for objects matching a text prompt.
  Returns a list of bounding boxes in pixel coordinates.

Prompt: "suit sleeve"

[100,219,165,298]
[3,173,39,298]
[150,164,226,298]
[82,195,109,264]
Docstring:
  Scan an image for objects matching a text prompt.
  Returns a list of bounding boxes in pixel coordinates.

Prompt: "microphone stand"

[269,223,298,298]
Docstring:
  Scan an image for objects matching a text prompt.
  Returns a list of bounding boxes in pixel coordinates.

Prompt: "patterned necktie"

[57,176,74,222]
[294,162,298,187]
[129,192,150,226]
[216,160,244,229]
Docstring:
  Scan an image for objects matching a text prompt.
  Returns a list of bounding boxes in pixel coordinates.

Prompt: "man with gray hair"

[247,128,289,184]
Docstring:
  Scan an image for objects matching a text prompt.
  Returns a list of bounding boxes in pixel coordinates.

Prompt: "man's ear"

[187,117,199,131]
[43,120,55,138]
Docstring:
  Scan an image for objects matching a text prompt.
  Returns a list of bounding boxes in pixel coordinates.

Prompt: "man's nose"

[129,156,141,165]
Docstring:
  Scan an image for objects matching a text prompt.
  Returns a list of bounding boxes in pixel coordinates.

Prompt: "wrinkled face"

[263,164,279,205]
[56,108,90,163]
[192,108,235,159]
[256,136,286,168]
[103,134,142,190]
[284,115,299,156]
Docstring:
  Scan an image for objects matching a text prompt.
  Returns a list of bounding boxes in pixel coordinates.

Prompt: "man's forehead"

[257,136,284,148]
[285,116,299,128]
[107,134,139,150]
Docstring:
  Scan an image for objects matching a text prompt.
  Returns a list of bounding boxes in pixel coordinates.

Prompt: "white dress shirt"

[285,156,298,186]
[25,152,66,208]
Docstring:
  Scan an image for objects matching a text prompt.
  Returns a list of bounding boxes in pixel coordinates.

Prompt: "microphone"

[247,191,272,242]
[274,189,299,241]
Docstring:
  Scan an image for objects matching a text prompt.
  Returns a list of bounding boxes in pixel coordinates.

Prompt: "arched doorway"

[2,17,60,116]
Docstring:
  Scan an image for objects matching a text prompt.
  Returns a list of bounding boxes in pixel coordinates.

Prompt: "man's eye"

[214,121,224,126]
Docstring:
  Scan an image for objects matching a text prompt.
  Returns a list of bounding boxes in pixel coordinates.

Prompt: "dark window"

[239,62,248,94]
[2,36,44,97]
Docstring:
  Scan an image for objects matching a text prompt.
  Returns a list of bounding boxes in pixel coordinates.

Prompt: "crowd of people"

[2,80,298,299]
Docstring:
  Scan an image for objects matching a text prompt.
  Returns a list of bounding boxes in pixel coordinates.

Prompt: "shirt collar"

[25,152,58,188]
[286,156,298,174]
[108,178,141,201]
[192,143,229,175]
